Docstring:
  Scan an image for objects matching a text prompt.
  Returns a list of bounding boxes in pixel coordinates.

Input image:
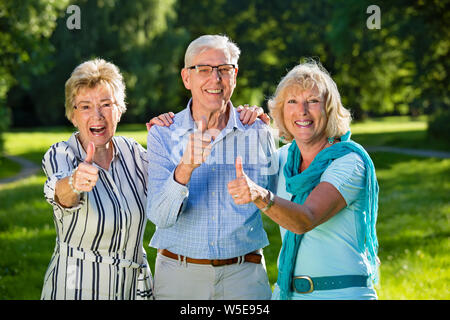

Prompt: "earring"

[327,137,335,144]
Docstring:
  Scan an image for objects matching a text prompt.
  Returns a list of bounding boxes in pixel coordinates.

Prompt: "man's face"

[181,48,238,114]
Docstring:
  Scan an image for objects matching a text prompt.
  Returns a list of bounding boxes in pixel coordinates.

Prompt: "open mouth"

[89,126,106,135]
[294,120,313,127]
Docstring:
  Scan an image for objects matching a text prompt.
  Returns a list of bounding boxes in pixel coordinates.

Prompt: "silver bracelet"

[68,168,82,195]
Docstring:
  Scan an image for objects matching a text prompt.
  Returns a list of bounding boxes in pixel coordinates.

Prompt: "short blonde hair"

[184,34,241,68]
[268,60,351,142]
[65,58,126,121]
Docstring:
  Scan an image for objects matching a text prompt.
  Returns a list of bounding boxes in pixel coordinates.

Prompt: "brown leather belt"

[159,249,262,267]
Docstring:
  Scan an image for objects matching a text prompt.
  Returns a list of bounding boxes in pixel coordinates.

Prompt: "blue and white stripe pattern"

[146,101,278,259]
[41,133,153,300]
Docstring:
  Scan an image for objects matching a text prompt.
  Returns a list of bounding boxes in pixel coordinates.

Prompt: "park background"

[0,0,448,299]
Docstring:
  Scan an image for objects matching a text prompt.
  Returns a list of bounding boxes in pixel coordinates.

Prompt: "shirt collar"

[178,98,245,136]
[67,132,119,163]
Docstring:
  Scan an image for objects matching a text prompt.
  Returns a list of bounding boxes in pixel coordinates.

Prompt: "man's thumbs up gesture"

[180,116,213,168]
[72,142,99,193]
[228,156,264,205]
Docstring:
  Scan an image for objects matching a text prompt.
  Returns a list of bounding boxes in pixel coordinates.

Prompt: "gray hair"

[184,34,241,68]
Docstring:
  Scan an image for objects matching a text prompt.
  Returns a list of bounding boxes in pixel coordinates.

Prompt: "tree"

[8,0,186,126]
[0,0,69,152]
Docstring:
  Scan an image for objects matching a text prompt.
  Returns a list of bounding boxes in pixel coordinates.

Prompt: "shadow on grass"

[353,130,450,152]
[3,151,47,167]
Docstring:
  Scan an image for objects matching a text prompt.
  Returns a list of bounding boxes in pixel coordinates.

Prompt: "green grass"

[0,157,22,179]
[366,152,450,299]
[0,117,449,299]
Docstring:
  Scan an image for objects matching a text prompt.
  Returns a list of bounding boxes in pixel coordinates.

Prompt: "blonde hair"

[184,34,241,68]
[268,60,351,142]
[65,58,126,121]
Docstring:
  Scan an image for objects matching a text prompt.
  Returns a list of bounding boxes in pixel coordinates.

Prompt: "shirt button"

[210,242,214,246]
[212,168,215,171]
[212,192,215,196]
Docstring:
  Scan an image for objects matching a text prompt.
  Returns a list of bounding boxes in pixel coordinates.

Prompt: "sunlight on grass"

[351,116,427,134]
[4,125,148,165]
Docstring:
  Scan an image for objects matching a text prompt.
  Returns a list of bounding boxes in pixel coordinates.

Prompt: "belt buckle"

[293,276,314,294]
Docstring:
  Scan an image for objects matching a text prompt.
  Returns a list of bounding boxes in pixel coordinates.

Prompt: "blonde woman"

[227,60,380,300]
[41,59,153,300]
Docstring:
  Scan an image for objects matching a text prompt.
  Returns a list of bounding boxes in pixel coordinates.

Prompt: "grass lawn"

[0,116,449,299]
[0,157,21,179]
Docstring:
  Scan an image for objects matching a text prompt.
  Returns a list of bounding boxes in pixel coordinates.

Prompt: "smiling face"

[283,85,328,146]
[71,84,122,150]
[181,48,238,115]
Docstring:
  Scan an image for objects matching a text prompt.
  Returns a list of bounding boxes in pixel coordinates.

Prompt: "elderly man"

[146,34,276,300]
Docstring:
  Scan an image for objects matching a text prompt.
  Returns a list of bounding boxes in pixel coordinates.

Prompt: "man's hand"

[174,116,213,185]
[146,112,175,131]
[237,104,270,125]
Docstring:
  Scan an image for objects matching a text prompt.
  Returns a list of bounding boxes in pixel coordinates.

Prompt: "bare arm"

[228,157,346,234]
[253,182,346,234]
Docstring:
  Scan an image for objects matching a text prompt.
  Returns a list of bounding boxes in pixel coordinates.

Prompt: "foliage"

[20,0,184,125]
[0,0,70,153]
[2,0,449,130]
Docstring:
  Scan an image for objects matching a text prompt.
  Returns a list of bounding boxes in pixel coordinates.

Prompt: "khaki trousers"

[153,252,272,300]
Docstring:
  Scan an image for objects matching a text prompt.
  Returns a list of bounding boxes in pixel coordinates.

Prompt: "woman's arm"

[228,157,346,234]
[254,182,346,234]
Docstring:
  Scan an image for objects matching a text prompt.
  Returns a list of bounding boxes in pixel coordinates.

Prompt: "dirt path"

[0,155,40,185]
[365,146,450,159]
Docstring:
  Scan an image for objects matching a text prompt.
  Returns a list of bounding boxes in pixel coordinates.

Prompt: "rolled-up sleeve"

[42,143,85,220]
[146,127,189,228]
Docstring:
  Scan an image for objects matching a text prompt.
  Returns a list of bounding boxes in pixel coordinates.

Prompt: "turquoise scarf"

[276,131,379,299]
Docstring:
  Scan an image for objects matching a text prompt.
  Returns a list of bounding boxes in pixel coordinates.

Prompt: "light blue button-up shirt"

[146,100,277,259]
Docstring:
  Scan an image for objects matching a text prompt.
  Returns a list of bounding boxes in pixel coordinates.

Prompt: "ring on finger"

[233,194,239,198]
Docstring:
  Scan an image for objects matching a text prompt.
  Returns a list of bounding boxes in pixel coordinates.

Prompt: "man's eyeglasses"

[187,64,236,77]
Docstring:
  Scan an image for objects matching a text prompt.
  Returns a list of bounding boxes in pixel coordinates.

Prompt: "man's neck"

[191,101,230,131]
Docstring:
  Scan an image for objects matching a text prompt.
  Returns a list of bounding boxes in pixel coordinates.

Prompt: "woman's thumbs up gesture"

[227,156,265,205]
[71,142,99,193]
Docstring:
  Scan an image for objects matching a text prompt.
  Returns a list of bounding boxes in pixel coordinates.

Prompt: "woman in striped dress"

[41,59,153,300]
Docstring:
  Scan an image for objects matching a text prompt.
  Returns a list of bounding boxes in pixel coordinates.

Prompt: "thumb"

[235,156,244,178]
[84,142,95,164]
